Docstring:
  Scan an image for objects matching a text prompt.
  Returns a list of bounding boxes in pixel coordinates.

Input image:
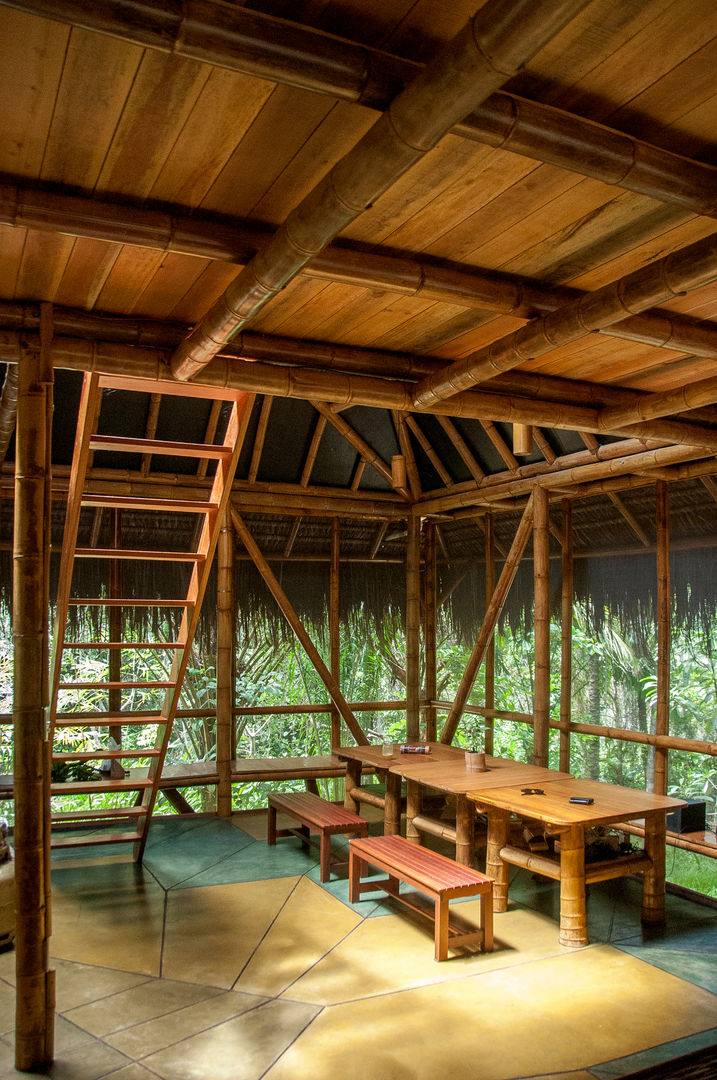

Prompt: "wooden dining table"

[390,753,572,865]
[468,776,686,947]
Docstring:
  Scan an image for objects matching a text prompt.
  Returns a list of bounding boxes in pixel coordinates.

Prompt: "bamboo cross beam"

[440,493,535,745]
[312,401,410,498]
[412,230,717,409]
[230,509,369,746]
[169,0,592,380]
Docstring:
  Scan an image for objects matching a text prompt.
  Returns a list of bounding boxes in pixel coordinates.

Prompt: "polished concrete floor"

[0,808,716,1079]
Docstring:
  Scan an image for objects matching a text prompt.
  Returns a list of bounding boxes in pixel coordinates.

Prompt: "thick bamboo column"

[440,494,535,745]
[557,825,589,947]
[484,514,496,757]
[13,341,55,1070]
[533,486,550,767]
[642,810,667,924]
[654,481,670,795]
[216,511,235,818]
[231,509,368,745]
[330,518,341,749]
[559,500,573,773]
[484,809,510,911]
[422,522,437,743]
[405,515,420,741]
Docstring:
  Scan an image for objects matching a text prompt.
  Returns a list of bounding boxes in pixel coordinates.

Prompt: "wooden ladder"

[47,373,252,862]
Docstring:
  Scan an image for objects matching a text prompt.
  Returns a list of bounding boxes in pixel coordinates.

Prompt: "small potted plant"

[461,717,487,772]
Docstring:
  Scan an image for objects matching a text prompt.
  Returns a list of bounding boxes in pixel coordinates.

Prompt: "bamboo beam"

[484,513,496,757]
[393,411,421,500]
[608,492,650,547]
[533,486,550,767]
[371,521,389,558]
[13,340,54,1069]
[301,414,326,487]
[170,0,591,379]
[532,428,556,465]
[283,518,302,558]
[0,363,18,466]
[600,374,717,433]
[481,420,519,471]
[405,515,421,741]
[406,416,452,486]
[330,518,341,749]
[196,399,223,480]
[216,512,234,818]
[559,500,573,774]
[248,395,273,484]
[140,393,161,477]
[412,230,717,408]
[437,416,484,481]
[423,522,437,743]
[440,494,535,745]
[8,331,717,455]
[312,401,409,498]
[231,510,368,745]
[655,482,670,796]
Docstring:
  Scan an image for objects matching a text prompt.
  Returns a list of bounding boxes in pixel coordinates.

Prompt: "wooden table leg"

[485,808,510,912]
[642,810,666,924]
[406,779,421,844]
[384,771,401,835]
[455,794,475,866]
[344,759,361,812]
[558,823,588,948]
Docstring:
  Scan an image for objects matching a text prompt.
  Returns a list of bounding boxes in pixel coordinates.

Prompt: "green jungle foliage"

[0,603,714,897]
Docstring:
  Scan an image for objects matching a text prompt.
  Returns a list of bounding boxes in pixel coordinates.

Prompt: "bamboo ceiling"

[1,0,717,569]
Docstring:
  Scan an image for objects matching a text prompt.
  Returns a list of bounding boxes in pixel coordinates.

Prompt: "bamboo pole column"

[13,338,55,1070]
[330,518,341,749]
[405,515,420,741]
[654,481,670,795]
[642,810,667,924]
[557,825,589,947]
[422,521,437,742]
[108,509,124,779]
[533,485,550,767]
[559,499,573,773]
[484,514,496,757]
[216,511,235,818]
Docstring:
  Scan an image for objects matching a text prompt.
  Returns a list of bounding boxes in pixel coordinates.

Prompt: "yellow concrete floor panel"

[104,988,271,1059]
[50,866,165,976]
[266,946,717,1080]
[63,977,226,1038]
[235,876,363,998]
[283,904,567,1006]
[162,877,299,988]
[140,998,320,1080]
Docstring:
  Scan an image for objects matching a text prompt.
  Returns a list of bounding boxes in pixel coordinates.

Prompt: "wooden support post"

[406,515,420,741]
[558,824,588,947]
[485,809,510,912]
[441,494,534,745]
[655,481,670,795]
[533,485,550,767]
[559,499,573,774]
[423,522,437,743]
[406,779,422,844]
[484,514,495,757]
[216,511,234,818]
[231,509,368,745]
[13,337,55,1070]
[642,810,667,924]
[330,518,341,749]
[108,509,124,778]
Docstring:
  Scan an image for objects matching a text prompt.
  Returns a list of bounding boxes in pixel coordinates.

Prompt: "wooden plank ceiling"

[1,0,717,558]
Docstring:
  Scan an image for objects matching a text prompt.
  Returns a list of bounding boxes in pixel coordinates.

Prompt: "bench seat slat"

[267,791,368,882]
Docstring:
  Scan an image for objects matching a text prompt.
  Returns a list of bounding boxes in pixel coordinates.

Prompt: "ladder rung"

[62,641,183,650]
[81,494,219,514]
[54,715,168,726]
[52,750,161,763]
[67,599,194,607]
[74,548,205,562]
[50,778,154,795]
[51,806,146,822]
[58,681,176,690]
[51,831,142,850]
[89,434,232,459]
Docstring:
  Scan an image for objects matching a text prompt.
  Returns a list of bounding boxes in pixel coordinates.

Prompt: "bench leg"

[267,801,277,846]
[319,830,331,882]
[348,847,361,902]
[305,778,320,796]
[435,897,449,962]
[481,889,494,952]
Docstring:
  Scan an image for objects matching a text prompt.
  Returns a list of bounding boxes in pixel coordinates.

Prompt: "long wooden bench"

[349,834,494,962]
[268,791,369,881]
